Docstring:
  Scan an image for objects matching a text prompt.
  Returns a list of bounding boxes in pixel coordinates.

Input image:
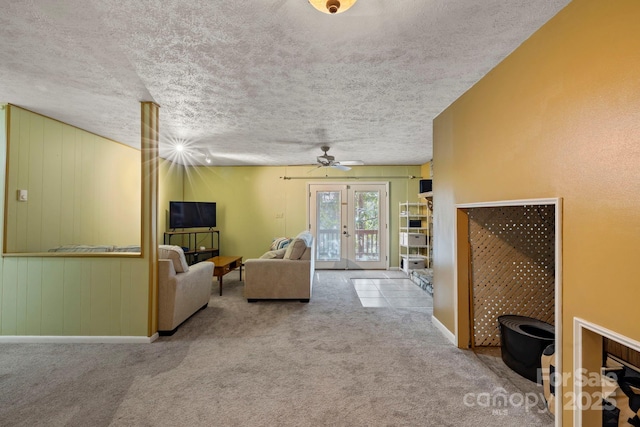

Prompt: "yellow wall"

[158,160,184,244]
[181,165,423,263]
[420,161,431,182]
[433,0,640,424]
[4,106,140,253]
[0,105,151,337]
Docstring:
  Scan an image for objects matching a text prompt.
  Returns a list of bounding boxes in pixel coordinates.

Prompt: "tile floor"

[351,277,433,309]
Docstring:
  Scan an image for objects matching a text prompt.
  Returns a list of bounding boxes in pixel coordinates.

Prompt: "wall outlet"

[17,189,28,201]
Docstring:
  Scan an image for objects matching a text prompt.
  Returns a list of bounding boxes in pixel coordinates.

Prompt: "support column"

[141,102,159,337]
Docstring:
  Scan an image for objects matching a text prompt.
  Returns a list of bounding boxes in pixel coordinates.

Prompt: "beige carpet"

[0,270,553,426]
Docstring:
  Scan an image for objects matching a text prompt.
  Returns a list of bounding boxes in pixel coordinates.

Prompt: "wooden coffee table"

[206,256,243,296]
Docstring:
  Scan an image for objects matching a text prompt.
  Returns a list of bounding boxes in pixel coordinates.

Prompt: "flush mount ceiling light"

[308,0,357,14]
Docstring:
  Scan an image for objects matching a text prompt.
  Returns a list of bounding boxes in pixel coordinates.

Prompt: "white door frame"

[308,182,389,270]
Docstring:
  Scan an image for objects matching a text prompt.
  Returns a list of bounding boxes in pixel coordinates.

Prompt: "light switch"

[17,189,28,202]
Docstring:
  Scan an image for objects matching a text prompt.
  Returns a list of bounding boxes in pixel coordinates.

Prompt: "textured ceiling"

[0,0,569,166]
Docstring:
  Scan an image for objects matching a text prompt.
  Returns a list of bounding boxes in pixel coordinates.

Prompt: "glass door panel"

[354,190,380,262]
[316,191,342,262]
[310,183,388,270]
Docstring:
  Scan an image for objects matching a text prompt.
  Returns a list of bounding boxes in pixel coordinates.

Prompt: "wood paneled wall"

[0,105,150,337]
[0,257,148,335]
[5,106,140,253]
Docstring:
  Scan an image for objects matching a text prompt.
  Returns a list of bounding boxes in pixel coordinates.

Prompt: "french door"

[309,183,388,269]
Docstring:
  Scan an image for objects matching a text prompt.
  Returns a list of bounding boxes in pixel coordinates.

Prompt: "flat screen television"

[419,179,432,193]
[169,201,216,229]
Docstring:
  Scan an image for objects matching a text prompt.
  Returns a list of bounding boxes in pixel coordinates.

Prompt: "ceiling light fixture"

[308,0,357,14]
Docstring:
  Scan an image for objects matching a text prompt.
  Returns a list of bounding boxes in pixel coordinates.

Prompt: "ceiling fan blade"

[313,146,359,171]
[332,164,351,171]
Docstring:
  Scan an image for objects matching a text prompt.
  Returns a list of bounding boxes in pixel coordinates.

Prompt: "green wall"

[0,105,150,337]
[5,106,140,253]
[173,164,424,264]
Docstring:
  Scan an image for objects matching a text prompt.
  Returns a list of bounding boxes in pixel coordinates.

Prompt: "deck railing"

[316,229,379,261]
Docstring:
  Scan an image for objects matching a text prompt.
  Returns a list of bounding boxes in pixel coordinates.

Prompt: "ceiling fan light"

[308,0,357,15]
[327,0,340,14]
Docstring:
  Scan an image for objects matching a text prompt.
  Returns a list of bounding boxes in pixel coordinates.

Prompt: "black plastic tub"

[498,315,555,383]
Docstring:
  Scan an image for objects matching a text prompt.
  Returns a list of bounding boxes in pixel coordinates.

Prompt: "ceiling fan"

[315,146,364,171]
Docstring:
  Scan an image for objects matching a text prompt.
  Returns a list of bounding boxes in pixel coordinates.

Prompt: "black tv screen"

[169,201,216,229]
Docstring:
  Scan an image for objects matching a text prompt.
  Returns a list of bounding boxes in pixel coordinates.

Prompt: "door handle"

[343,231,351,237]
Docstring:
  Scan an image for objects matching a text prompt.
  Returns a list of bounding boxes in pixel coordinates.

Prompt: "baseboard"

[0,333,159,344]
[431,315,456,345]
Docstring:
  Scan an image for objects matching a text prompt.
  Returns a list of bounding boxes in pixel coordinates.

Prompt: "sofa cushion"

[158,245,189,273]
[270,237,291,251]
[284,238,307,260]
[259,248,287,259]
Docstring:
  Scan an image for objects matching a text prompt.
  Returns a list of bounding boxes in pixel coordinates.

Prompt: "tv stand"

[163,230,220,265]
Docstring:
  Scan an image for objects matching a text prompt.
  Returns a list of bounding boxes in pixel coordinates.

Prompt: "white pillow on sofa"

[158,245,190,273]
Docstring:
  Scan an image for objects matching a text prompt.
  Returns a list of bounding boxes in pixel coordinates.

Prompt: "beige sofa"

[244,232,315,302]
[158,245,214,335]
